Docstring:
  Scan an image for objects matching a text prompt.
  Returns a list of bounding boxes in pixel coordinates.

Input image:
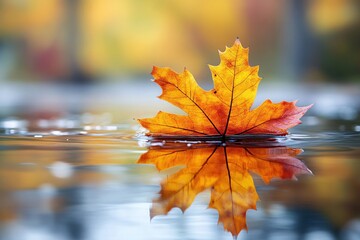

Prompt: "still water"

[0,116,359,240]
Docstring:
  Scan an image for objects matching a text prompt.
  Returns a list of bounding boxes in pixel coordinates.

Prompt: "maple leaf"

[138,144,311,237]
[139,39,311,137]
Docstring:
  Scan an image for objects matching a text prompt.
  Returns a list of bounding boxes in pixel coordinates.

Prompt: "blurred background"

[1,1,360,240]
[1,0,360,82]
[0,0,359,125]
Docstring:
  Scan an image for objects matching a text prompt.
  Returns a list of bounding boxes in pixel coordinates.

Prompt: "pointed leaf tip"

[235,38,241,46]
[139,40,312,137]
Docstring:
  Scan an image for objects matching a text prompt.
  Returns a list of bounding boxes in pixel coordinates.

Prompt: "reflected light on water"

[138,142,312,238]
[49,162,74,179]
[0,116,359,239]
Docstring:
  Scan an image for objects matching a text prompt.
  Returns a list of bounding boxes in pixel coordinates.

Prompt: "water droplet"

[8,129,16,134]
[84,125,92,131]
[151,142,165,147]
[1,119,27,129]
[105,125,117,131]
[49,161,73,178]
[51,130,62,136]
[138,140,149,148]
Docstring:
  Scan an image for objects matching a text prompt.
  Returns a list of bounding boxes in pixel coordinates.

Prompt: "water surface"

[0,115,359,240]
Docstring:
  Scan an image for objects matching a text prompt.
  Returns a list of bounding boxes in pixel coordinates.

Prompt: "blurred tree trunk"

[282,0,317,82]
[65,0,92,84]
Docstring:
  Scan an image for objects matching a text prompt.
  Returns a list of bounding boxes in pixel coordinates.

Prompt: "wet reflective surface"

[1,81,360,240]
[1,115,360,240]
[139,143,313,237]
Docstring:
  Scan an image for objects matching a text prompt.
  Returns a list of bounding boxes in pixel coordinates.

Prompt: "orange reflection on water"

[138,144,312,237]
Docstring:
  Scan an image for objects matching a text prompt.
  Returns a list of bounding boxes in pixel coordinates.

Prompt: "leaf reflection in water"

[138,143,312,238]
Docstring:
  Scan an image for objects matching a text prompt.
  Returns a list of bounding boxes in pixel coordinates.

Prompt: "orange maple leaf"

[139,39,311,137]
[138,144,311,237]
